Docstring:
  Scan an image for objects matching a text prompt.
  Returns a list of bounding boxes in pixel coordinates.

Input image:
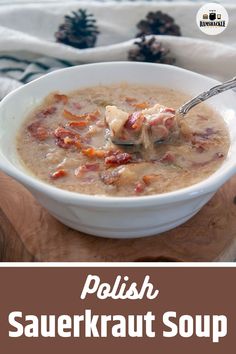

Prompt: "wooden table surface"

[0,171,236,262]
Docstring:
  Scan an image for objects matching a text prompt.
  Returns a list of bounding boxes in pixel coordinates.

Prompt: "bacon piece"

[88,110,100,121]
[75,163,100,177]
[27,122,49,141]
[63,137,81,149]
[143,174,159,186]
[63,137,74,145]
[74,140,82,149]
[134,182,145,194]
[67,121,88,128]
[55,138,70,149]
[82,148,96,158]
[63,110,84,120]
[54,127,77,139]
[56,138,81,149]
[50,169,67,179]
[124,113,138,129]
[54,93,68,104]
[105,151,132,166]
[82,147,107,159]
[35,127,49,140]
[124,112,145,131]
[125,96,137,104]
[63,109,100,122]
[100,169,120,185]
[94,150,107,158]
[160,152,176,163]
[132,102,149,109]
[36,106,57,119]
[54,127,80,149]
[29,107,56,139]
[133,116,145,130]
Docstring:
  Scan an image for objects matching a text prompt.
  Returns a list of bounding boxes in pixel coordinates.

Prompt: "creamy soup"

[17,84,230,196]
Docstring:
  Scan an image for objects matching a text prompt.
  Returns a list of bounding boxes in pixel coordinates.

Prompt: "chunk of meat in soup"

[105,103,176,148]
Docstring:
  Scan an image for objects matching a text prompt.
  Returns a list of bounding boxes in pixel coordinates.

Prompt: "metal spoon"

[178,76,236,115]
[112,76,236,146]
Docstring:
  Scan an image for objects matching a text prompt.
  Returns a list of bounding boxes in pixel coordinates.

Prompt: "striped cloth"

[0,55,73,84]
[0,1,236,99]
[0,55,76,99]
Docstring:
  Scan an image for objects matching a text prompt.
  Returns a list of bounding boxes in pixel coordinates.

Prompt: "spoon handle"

[178,76,236,115]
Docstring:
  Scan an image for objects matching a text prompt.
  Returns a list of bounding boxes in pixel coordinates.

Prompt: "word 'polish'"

[80,275,159,300]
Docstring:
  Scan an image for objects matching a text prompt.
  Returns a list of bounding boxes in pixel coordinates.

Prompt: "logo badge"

[196,3,229,35]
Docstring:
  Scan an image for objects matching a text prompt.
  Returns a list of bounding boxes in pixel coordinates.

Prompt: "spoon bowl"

[111,76,236,147]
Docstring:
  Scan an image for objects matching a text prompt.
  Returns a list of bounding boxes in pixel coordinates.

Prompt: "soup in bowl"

[0,62,235,238]
[17,84,229,197]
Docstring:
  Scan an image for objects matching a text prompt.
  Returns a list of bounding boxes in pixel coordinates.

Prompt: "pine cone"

[136,11,181,37]
[128,36,175,65]
[55,9,99,49]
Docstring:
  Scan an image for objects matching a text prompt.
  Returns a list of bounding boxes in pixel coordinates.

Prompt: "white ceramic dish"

[0,62,235,238]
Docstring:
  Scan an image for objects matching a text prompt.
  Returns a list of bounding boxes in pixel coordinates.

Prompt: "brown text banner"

[0,267,235,353]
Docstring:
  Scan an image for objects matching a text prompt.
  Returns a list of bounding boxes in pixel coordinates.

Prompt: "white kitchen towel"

[0,1,236,99]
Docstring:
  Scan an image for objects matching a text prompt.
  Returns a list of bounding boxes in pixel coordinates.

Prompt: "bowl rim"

[0,61,235,207]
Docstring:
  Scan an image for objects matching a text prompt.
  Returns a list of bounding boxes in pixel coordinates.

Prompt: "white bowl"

[0,62,235,238]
